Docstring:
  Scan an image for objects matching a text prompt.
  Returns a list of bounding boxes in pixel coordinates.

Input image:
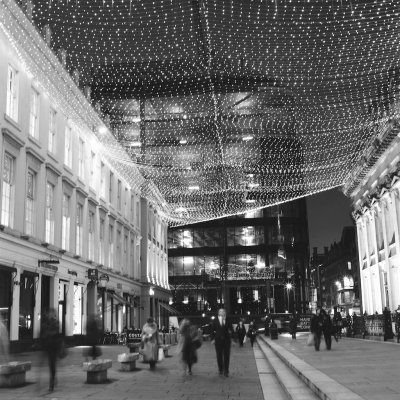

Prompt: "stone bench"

[117,353,139,371]
[82,359,112,384]
[160,344,171,357]
[0,361,31,387]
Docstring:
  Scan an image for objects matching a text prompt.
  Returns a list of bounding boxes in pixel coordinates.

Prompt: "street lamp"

[285,283,293,313]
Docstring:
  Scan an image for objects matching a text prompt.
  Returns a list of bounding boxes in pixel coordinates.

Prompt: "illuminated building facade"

[0,1,169,351]
[168,199,310,318]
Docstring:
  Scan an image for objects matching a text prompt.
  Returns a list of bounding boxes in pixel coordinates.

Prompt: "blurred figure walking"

[235,320,247,347]
[178,318,201,376]
[85,314,102,360]
[247,321,257,347]
[40,309,62,392]
[141,317,159,370]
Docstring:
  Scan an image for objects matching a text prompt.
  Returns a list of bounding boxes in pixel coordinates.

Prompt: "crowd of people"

[0,306,353,392]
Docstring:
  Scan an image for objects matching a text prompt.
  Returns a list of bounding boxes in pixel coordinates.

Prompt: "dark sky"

[306,188,354,253]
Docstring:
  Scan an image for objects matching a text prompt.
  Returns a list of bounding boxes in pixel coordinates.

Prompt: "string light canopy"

[23,0,400,225]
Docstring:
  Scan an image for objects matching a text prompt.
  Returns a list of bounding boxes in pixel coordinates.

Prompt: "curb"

[258,336,365,400]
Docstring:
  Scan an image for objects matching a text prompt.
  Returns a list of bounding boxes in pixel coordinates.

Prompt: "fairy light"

[2,0,399,226]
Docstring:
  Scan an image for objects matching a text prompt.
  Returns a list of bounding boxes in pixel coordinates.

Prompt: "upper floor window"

[64,125,72,168]
[6,65,18,121]
[89,152,95,189]
[78,138,85,180]
[109,224,114,268]
[124,188,128,217]
[45,182,55,244]
[109,171,114,203]
[62,194,71,251]
[117,180,122,210]
[99,217,105,265]
[1,153,15,228]
[76,203,83,256]
[25,170,36,236]
[29,88,40,139]
[100,162,106,198]
[88,210,95,261]
[48,109,57,153]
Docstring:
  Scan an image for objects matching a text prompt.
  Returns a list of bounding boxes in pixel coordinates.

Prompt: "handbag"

[306,333,314,346]
[158,347,164,361]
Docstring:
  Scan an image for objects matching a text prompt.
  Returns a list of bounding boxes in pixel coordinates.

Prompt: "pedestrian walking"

[289,312,298,339]
[211,308,235,377]
[178,318,201,376]
[332,310,342,341]
[40,309,63,392]
[141,317,159,370]
[235,320,247,347]
[321,309,333,350]
[85,314,102,360]
[247,321,257,347]
[264,315,271,336]
[310,308,324,351]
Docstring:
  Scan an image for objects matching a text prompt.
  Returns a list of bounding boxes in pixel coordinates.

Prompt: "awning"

[159,302,181,315]
[110,292,129,306]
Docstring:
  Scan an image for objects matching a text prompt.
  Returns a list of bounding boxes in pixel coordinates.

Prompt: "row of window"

[1,148,140,274]
[168,224,307,249]
[6,64,140,223]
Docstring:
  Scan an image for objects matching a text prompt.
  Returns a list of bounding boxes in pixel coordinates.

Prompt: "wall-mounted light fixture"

[88,268,109,287]
[149,287,155,296]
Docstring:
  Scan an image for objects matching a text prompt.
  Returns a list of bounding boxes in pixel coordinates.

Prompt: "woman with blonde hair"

[141,317,159,370]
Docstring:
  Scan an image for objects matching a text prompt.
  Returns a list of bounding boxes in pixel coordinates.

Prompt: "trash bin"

[270,322,278,340]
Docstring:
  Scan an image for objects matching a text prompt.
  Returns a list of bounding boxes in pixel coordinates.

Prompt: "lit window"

[1,153,15,228]
[64,125,72,168]
[25,170,36,236]
[6,65,18,121]
[88,211,95,260]
[62,194,70,251]
[48,109,57,153]
[45,182,55,244]
[29,88,39,139]
[76,204,83,256]
[109,224,114,268]
[99,218,105,265]
[78,138,85,180]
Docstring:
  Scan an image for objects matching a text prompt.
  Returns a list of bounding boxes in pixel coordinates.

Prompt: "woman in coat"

[247,321,257,347]
[235,320,247,347]
[178,319,201,376]
[141,317,159,370]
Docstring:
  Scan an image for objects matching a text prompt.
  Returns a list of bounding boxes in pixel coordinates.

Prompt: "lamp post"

[285,283,293,313]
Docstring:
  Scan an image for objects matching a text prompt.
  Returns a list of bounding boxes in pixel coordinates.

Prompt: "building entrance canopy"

[26,0,400,225]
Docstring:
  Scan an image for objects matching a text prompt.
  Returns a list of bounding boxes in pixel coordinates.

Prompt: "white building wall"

[0,1,146,345]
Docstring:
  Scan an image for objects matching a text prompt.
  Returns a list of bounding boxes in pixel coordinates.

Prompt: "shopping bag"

[243,335,247,344]
[158,347,164,362]
[306,333,314,346]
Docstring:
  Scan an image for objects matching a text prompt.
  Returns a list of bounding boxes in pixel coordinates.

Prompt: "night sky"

[306,188,354,253]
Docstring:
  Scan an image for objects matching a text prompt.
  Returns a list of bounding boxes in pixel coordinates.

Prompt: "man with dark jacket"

[211,308,235,377]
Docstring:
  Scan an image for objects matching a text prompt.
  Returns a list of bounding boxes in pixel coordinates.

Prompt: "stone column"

[10,268,21,341]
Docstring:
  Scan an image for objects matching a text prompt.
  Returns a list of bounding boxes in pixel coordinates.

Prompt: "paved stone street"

[0,341,265,400]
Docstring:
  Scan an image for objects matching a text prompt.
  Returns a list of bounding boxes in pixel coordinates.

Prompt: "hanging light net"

[25,0,400,225]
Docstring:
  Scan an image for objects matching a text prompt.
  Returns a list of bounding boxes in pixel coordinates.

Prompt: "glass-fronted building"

[168,199,310,318]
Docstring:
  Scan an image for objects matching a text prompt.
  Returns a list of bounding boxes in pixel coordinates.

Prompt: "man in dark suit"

[211,308,235,377]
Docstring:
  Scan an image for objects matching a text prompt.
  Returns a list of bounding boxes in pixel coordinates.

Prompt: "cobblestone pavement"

[0,341,265,400]
[270,332,400,400]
